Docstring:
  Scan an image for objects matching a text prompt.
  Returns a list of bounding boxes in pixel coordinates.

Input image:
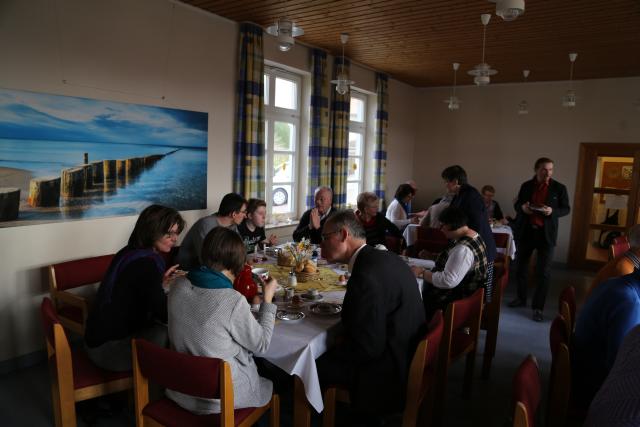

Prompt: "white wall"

[413,77,640,262]
[0,0,417,363]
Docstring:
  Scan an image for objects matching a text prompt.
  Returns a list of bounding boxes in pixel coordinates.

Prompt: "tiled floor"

[0,264,594,427]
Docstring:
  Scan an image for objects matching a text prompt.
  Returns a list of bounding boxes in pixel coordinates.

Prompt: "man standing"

[177,193,247,270]
[509,157,570,321]
[292,186,335,244]
[317,211,425,422]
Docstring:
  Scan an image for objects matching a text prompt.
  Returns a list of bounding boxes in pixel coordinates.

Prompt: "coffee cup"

[309,288,319,297]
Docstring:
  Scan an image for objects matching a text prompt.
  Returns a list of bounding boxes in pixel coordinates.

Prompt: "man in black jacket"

[509,157,571,321]
[292,186,335,244]
[317,210,425,423]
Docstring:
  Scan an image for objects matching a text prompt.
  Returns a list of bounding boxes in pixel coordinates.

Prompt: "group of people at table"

[81,157,591,424]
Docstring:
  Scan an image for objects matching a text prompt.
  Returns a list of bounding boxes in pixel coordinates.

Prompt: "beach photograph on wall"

[0,88,208,227]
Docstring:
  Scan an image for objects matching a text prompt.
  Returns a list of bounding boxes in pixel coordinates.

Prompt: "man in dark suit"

[317,210,426,423]
[292,186,335,244]
[509,157,571,321]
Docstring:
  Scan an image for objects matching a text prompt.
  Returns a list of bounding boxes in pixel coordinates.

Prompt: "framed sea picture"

[0,88,208,227]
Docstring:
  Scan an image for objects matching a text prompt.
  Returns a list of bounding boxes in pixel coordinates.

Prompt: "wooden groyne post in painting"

[0,187,20,221]
[61,167,85,197]
[28,177,61,207]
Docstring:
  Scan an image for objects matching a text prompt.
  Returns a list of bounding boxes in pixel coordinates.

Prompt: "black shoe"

[533,309,544,322]
[508,298,526,308]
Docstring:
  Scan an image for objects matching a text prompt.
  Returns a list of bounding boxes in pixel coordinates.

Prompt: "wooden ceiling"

[181,0,640,87]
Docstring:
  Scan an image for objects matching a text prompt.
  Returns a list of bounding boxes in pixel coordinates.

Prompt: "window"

[264,68,301,223]
[346,93,366,208]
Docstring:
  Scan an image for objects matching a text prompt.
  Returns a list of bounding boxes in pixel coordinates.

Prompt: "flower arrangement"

[287,238,313,268]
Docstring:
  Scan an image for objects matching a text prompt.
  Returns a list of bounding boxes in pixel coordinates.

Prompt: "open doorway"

[568,143,640,270]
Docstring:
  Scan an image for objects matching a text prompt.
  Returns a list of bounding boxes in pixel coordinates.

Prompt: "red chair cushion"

[57,305,84,324]
[558,286,576,326]
[492,232,510,249]
[451,289,483,331]
[142,398,256,427]
[53,254,114,291]
[513,356,540,427]
[71,349,131,389]
[549,315,569,357]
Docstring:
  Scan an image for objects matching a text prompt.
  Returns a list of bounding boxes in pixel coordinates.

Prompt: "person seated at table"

[317,210,426,422]
[386,183,422,230]
[572,269,640,413]
[411,206,489,320]
[419,192,454,229]
[178,193,247,270]
[237,198,278,254]
[481,185,508,225]
[84,204,185,372]
[167,227,279,414]
[587,224,640,298]
[355,191,402,247]
[293,186,335,244]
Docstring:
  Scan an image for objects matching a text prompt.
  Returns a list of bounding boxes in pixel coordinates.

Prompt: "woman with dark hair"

[85,204,185,371]
[386,183,420,230]
[167,227,279,414]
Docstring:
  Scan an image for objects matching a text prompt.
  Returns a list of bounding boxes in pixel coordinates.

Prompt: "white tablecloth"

[403,224,516,259]
[255,290,345,413]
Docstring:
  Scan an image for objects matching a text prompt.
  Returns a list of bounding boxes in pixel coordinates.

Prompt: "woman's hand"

[267,234,278,245]
[162,264,185,288]
[411,266,425,278]
[262,276,278,303]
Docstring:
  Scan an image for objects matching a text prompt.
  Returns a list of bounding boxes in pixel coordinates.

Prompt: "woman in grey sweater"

[167,227,279,414]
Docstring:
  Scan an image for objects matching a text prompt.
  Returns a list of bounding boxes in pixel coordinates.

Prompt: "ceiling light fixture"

[330,33,355,95]
[518,69,530,115]
[490,0,525,21]
[562,53,578,108]
[444,62,461,111]
[266,18,304,52]
[468,14,498,86]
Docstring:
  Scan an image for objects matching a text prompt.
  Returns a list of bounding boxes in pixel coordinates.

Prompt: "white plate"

[276,310,305,321]
[301,294,323,302]
[310,303,342,315]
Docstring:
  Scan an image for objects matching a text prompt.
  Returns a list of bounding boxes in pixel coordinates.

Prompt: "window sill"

[266,220,299,230]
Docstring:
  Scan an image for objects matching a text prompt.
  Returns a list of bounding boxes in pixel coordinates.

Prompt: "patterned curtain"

[329,56,351,209]
[233,23,265,199]
[374,73,389,210]
[307,49,331,209]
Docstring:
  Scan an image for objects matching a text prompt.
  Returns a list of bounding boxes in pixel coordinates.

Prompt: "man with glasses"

[293,186,335,244]
[411,206,489,320]
[177,193,247,270]
[316,210,425,423]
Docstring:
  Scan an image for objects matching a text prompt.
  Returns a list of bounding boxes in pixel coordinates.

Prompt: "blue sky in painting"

[0,88,208,148]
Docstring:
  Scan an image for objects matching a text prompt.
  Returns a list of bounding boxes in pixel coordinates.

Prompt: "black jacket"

[292,208,336,244]
[334,245,426,413]
[513,177,571,246]
[451,184,497,262]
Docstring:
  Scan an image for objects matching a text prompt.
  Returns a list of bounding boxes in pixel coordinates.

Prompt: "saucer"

[310,303,342,315]
[301,293,323,302]
[276,310,305,322]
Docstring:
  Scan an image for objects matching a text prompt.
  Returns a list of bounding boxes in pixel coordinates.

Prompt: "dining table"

[250,249,430,426]
[402,223,517,259]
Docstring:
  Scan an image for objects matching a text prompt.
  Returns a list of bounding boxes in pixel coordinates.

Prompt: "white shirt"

[431,233,478,289]
[348,243,368,274]
[386,199,412,229]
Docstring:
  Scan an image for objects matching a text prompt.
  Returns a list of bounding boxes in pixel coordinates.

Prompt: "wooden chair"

[322,311,445,427]
[415,226,449,255]
[512,355,541,427]
[385,235,404,254]
[610,235,630,259]
[48,254,114,335]
[558,286,576,339]
[481,263,509,379]
[547,314,571,427]
[433,288,485,425]
[492,232,512,270]
[132,338,279,427]
[40,297,132,427]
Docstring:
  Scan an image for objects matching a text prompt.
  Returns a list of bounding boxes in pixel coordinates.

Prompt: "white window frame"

[346,91,367,209]
[264,67,302,224]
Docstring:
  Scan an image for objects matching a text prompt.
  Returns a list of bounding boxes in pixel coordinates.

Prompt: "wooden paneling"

[180,0,640,87]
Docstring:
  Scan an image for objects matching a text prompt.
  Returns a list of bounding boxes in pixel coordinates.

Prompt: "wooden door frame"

[568,143,640,270]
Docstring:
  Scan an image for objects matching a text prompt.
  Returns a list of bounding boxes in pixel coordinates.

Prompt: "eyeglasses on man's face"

[321,230,340,241]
